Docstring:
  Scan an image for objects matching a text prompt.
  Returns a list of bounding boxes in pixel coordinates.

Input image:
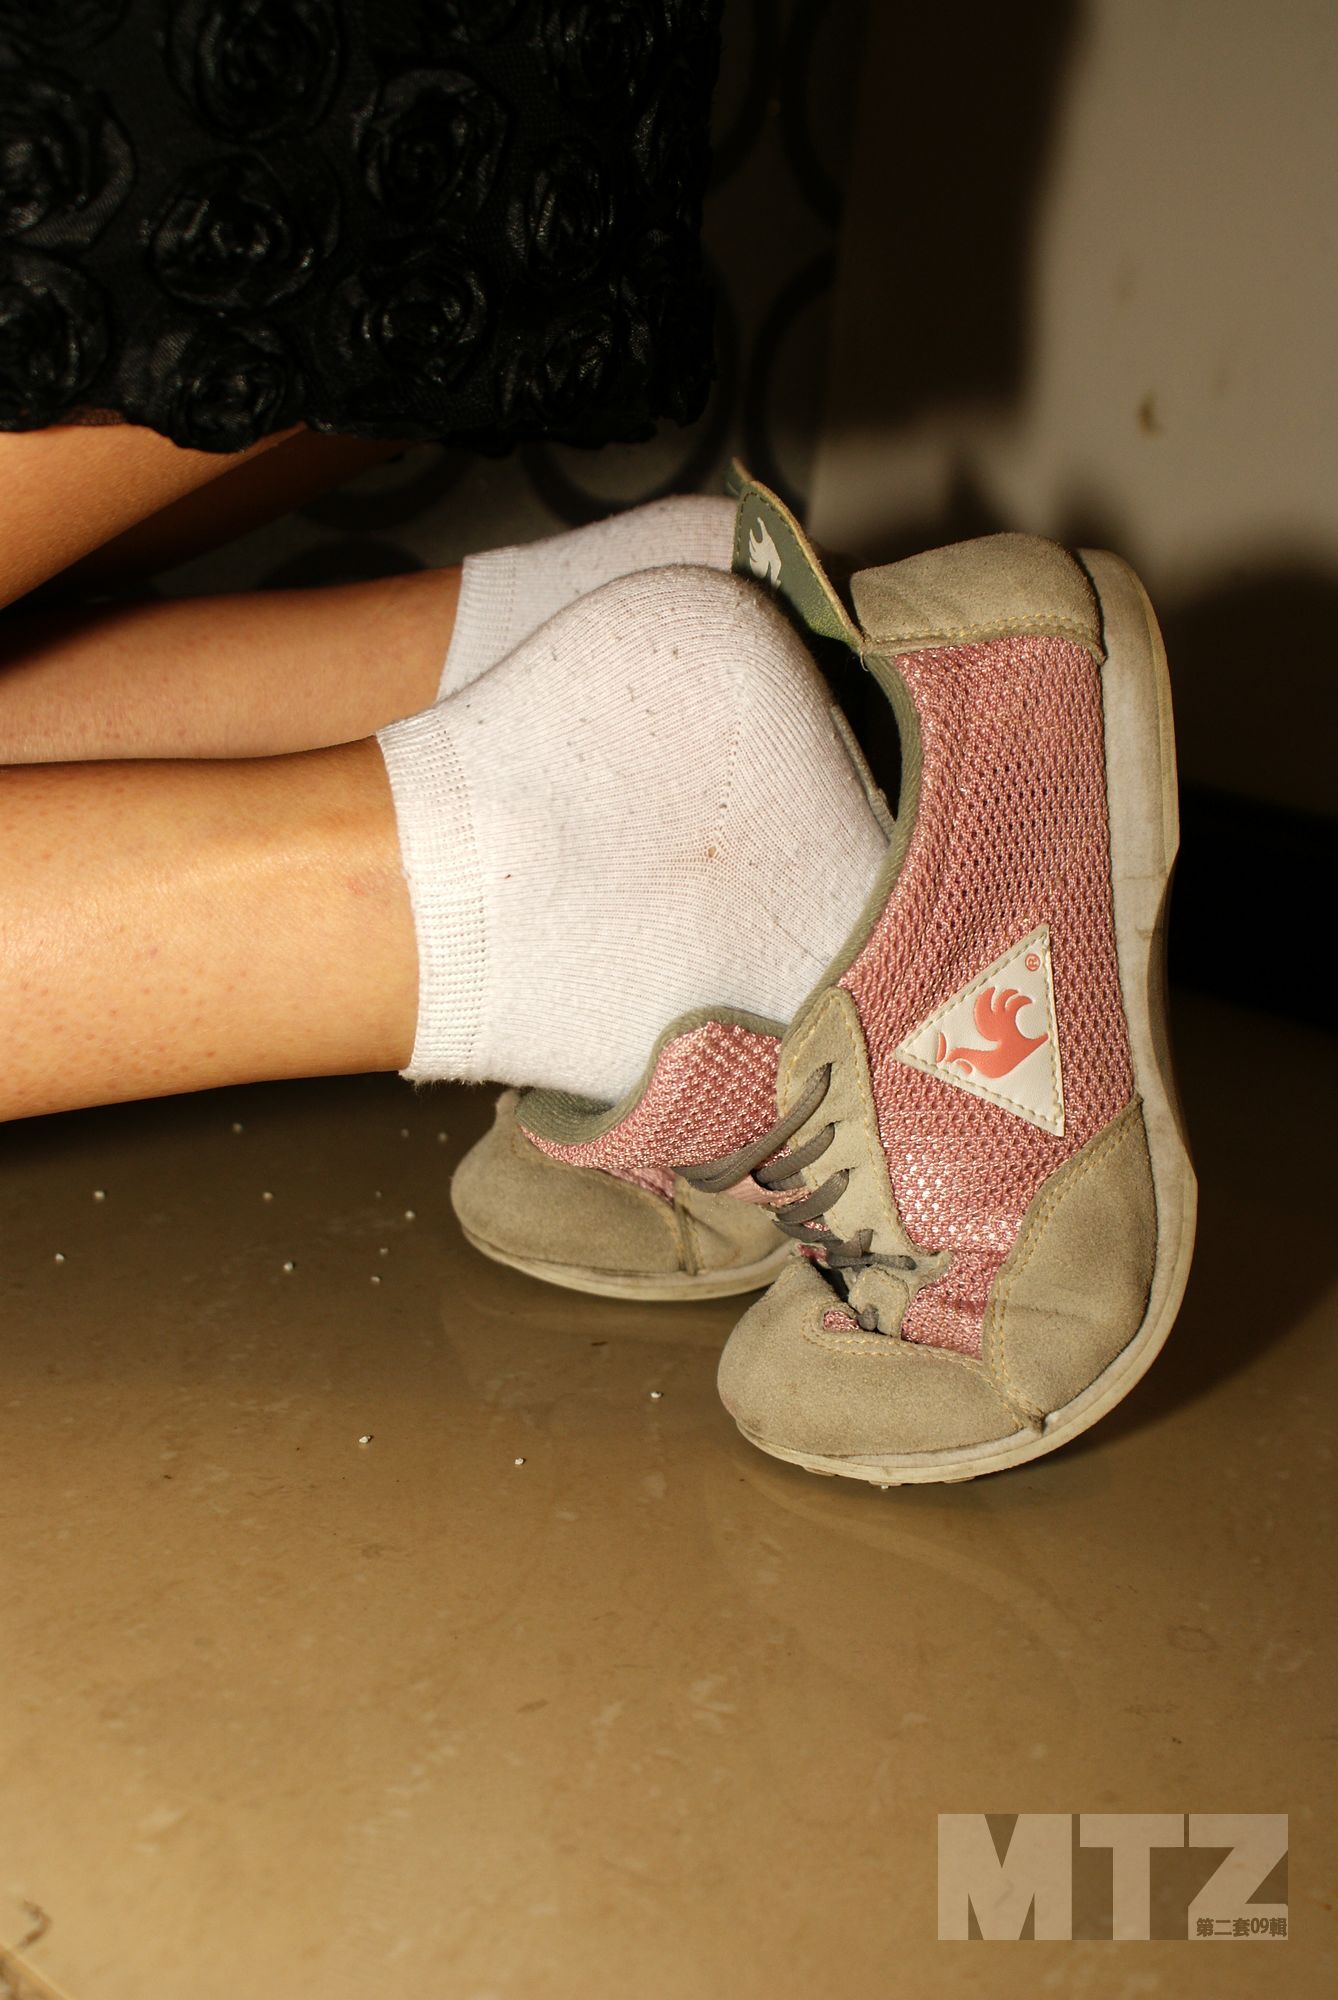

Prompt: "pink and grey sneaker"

[505,464,1193,1484]
[498,1011,794,1282]
[708,472,1197,1483]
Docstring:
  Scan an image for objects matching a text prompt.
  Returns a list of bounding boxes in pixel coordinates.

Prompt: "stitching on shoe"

[827,989,906,1275]
[800,1320,991,1375]
[512,1114,545,1165]
[883,615,1100,651]
[985,1096,1143,1418]
[672,1184,701,1277]
[511,1105,675,1241]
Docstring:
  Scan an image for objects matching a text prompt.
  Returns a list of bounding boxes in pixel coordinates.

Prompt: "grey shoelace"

[677,1065,920,1331]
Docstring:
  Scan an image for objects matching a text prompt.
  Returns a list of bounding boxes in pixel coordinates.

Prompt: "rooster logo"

[748,517,782,585]
[935,986,1048,1079]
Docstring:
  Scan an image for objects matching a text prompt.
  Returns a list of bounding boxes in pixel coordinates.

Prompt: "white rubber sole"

[739,552,1199,1485]
[462,1227,795,1303]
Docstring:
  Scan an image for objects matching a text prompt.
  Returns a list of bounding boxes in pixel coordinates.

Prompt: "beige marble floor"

[1,990,1333,1999]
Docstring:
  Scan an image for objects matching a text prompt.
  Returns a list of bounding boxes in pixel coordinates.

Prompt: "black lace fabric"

[0,0,722,452]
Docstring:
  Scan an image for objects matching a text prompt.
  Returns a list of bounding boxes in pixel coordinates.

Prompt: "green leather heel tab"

[727,459,862,650]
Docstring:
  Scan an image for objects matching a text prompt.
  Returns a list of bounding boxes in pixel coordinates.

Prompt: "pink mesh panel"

[522,1021,780,1175]
[841,634,1132,1357]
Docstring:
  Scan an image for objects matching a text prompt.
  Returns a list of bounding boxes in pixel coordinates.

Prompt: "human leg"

[0,570,459,764]
[0,741,416,1122]
[49,432,413,598]
[0,422,298,611]
[1,567,887,1121]
[0,494,736,765]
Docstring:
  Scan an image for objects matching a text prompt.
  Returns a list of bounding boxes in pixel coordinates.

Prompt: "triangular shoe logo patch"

[894,924,1065,1134]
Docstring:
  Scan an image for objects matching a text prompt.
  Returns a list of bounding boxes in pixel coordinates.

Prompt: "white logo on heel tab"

[748,517,782,585]
[894,924,1065,1134]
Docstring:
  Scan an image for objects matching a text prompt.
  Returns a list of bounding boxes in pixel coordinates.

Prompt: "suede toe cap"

[717,1260,1025,1461]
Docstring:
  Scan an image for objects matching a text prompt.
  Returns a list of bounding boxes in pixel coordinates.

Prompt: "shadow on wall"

[816,0,1088,442]
[722,0,1084,517]
[839,0,1083,424]
[795,0,1334,1032]
[1160,578,1338,1030]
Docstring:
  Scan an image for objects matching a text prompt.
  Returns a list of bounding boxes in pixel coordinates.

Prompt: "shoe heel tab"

[727,458,862,650]
[850,534,1104,660]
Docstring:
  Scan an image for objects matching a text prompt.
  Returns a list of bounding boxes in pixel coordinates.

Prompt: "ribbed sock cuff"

[437,548,518,700]
[376,709,486,1081]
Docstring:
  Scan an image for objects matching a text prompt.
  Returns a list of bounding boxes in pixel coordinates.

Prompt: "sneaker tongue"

[728,461,861,650]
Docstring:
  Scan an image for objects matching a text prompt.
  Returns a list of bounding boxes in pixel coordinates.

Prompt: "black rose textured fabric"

[0,0,722,451]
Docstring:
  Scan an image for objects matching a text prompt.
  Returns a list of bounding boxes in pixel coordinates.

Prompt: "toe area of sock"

[717,1258,1023,1462]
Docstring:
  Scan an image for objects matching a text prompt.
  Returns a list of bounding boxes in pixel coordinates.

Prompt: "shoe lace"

[676,1065,919,1332]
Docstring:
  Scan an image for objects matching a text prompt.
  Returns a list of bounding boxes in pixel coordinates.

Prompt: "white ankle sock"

[438,495,736,699]
[379,566,887,1103]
